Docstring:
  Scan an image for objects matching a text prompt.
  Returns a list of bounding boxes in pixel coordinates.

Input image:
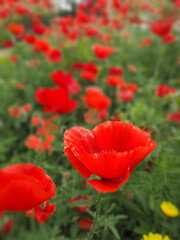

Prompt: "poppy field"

[0,0,180,239]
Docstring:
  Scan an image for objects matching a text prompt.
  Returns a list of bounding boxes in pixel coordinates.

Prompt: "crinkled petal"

[92,121,153,152]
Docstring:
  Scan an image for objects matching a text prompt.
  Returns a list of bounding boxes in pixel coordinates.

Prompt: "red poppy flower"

[82,87,111,110]
[81,70,97,82]
[26,201,56,224]
[166,113,180,122]
[47,49,62,63]
[79,218,93,230]
[15,4,30,15]
[0,8,10,20]
[162,33,176,43]
[33,24,46,35]
[156,84,176,97]
[83,63,98,74]
[50,70,80,94]
[106,75,125,87]
[128,65,137,72]
[35,88,78,114]
[109,67,123,75]
[119,88,134,102]
[10,55,18,62]
[21,104,31,112]
[7,23,25,35]
[151,19,174,37]
[141,38,153,46]
[15,82,25,90]
[34,39,51,53]
[92,44,115,60]
[0,164,56,211]
[64,121,156,193]
[24,34,36,44]
[70,195,90,213]
[8,107,20,117]
[85,26,100,38]
[2,41,14,48]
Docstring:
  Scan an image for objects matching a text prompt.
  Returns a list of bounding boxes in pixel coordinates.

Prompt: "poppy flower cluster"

[8,104,31,117]
[25,115,58,155]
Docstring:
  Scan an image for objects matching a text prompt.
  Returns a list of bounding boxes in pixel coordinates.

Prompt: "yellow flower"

[160,201,179,217]
[141,232,170,240]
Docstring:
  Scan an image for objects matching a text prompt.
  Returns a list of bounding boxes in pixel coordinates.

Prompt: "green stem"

[86,192,103,240]
[31,209,36,239]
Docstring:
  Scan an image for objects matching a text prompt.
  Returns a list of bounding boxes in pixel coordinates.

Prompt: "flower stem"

[31,209,36,239]
[86,192,103,240]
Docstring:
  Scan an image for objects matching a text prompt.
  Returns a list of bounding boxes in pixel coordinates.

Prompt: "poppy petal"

[88,170,129,193]
[92,121,153,152]
[64,148,92,178]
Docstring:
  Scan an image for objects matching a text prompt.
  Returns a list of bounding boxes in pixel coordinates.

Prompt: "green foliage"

[0,10,180,240]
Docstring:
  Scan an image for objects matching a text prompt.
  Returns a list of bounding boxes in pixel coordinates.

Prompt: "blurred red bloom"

[8,107,20,117]
[64,121,156,192]
[80,62,98,82]
[162,34,176,43]
[7,23,25,35]
[0,213,13,237]
[8,104,31,116]
[70,195,90,213]
[156,84,176,97]
[109,67,123,75]
[85,26,100,38]
[119,84,138,102]
[50,70,80,94]
[119,88,134,102]
[2,41,14,48]
[33,24,46,35]
[82,87,111,110]
[166,113,180,122]
[0,164,56,211]
[10,55,18,62]
[151,19,174,37]
[26,201,56,224]
[24,34,36,44]
[106,75,125,87]
[128,65,137,72]
[35,88,78,114]
[15,82,25,90]
[47,49,62,63]
[0,8,10,20]
[92,44,115,60]
[81,70,97,82]
[25,135,42,150]
[79,218,93,230]
[21,104,31,112]
[141,38,153,46]
[34,39,51,53]
[15,5,30,15]
[126,83,138,93]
